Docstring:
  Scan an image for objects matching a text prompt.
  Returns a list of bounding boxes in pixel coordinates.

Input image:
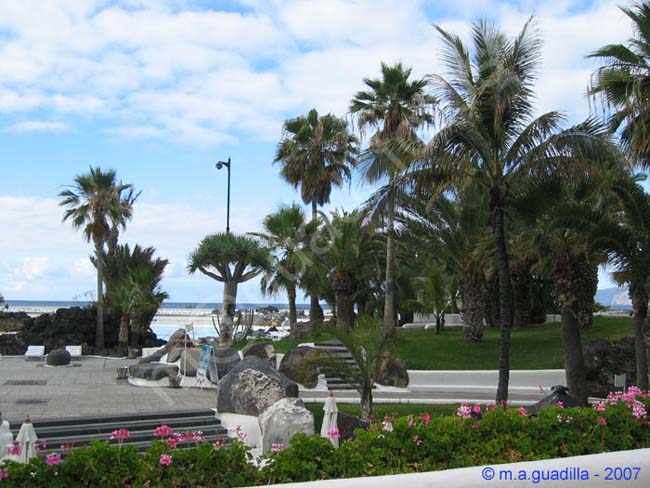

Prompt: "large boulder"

[46,348,71,366]
[212,346,241,378]
[129,363,179,381]
[258,398,314,453]
[217,357,298,416]
[138,348,165,364]
[180,348,202,376]
[279,346,321,388]
[166,346,183,363]
[0,332,26,356]
[242,343,276,368]
[377,352,409,388]
[336,412,370,441]
[584,336,637,397]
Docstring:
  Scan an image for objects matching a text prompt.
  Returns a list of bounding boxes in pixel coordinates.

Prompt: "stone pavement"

[0,356,217,424]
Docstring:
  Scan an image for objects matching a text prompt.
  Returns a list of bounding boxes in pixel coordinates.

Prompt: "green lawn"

[306,403,459,432]
[265,315,633,370]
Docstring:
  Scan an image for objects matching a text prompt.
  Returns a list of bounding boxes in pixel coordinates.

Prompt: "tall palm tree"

[187,233,270,344]
[413,19,615,402]
[59,167,135,350]
[589,1,650,168]
[107,186,140,260]
[98,243,169,352]
[251,204,317,338]
[274,109,359,324]
[350,62,436,335]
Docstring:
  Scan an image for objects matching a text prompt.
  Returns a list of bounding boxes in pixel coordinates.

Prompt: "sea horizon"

[2,299,324,310]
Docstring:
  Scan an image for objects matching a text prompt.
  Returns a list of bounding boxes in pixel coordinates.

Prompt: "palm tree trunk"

[494,208,514,404]
[462,274,486,341]
[511,262,531,329]
[631,287,649,390]
[288,286,298,338]
[576,259,598,329]
[221,280,238,344]
[383,187,396,336]
[130,311,141,350]
[118,313,129,351]
[309,201,324,324]
[94,242,105,350]
[360,387,373,422]
[560,304,588,405]
[334,272,353,330]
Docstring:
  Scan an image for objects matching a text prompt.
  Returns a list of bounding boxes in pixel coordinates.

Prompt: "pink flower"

[517,407,528,417]
[598,417,607,426]
[327,428,340,440]
[109,428,130,442]
[45,453,62,466]
[166,438,177,449]
[154,425,173,439]
[472,404,482,414]
[234,425,246,442]
[0,468,8,481]
[632,401,647,419]
[412,435,422,446]
[556,402,564,409]
[486,404,496,411]
[34,440,47,452]
[213,440,222,451]
[456,403,472,419]
[159,454,173,466]
[271,443,284,452]
[407,415,415,427]
[5,444,21,456]
[191,431,204,442]
[593,401,606,412]
[419,413,431,425]
[60,443,73,453]
[173,433,186,443]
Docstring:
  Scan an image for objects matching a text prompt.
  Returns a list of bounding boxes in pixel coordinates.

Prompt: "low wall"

[275,448,650,487]
[407,369,565,396]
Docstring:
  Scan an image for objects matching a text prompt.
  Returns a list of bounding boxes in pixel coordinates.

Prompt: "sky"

[0,0,637,304]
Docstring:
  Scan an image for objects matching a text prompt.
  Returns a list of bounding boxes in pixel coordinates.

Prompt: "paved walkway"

[0,356,217,424]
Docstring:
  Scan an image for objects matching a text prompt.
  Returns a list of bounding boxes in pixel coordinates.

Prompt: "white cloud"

[5,120,70,133]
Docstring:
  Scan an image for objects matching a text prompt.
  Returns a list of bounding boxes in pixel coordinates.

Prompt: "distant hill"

[595,287,632,310]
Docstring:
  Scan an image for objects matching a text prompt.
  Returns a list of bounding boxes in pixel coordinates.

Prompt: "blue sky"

[0,0,636,303]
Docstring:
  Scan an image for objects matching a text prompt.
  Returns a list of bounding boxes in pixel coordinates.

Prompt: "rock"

[336,412,370,441]
[258,398,314,453]
[0,332,26,356]
[138,348,165,364]
[377,352,409,388]
[180,348,202,376]
[584,336,637,397]
[129,363,179,381]
[168,328,192,347]
[528,385,582,415]
[257,305,279,314]
[279,346,321,388]
[216,357,298,416]
[212,346,241,378]
[242,343,276,368]
[166,347,183,363]
[46,348,71,366]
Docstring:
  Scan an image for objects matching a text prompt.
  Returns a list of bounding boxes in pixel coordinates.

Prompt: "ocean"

[4,300,316,310]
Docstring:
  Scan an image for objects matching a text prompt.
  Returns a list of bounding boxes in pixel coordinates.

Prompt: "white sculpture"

[0,415,13,463]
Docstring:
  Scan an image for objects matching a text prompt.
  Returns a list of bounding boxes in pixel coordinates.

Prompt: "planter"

[116,366,129,380]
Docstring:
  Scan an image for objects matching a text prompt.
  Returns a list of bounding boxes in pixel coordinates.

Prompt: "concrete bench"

[66,345,82,359]
[24,345,45,360]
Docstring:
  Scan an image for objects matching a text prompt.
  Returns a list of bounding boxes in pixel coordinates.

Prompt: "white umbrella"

[0,417,14,463]
[15,416,38,464]
[320,392,339,448]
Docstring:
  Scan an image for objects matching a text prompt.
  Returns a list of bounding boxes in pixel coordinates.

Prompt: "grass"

[264,315,633,370]
[305,403,460,432]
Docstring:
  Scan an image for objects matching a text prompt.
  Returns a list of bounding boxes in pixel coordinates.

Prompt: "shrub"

[0,391,648,486]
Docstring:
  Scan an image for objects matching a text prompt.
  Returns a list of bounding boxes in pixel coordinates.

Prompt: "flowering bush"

[0,390,648,487]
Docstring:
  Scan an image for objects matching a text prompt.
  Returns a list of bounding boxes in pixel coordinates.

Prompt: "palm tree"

[59,167,135,350]
[274,109,359,324]
[413,19,616,402]
[350,62,436,336]
[187,233,270,344]
[588,1,650,168]
[324,210,375,329]
[98,244,169,352]
[402,264,451,334]
[251,204,317,338]
[107,186,140,260]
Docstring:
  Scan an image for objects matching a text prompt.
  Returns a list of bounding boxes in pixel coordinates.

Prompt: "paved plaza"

[0,356,217,423]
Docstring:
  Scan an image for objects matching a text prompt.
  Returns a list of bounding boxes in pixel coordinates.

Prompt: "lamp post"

[216,157,231,233]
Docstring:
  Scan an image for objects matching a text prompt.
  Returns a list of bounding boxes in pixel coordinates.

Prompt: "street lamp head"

[216,162,223,170]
